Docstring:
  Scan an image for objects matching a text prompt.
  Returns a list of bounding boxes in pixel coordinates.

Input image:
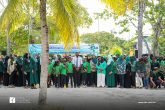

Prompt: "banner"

[29,44,99,55]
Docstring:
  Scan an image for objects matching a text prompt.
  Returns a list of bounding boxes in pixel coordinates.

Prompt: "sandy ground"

[0,86,165,110]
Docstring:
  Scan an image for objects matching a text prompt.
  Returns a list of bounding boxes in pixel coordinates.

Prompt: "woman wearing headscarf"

[130,56,136,88]
[23,53,30,88]
[90,55,97,87]
[3,56,9,86]
[30,54,39,89]
[124,56,131,88]
[112,56,118,87]
[135,58,146,88]
[116,55,126,88]
[7,55,17,88]
[96,56,107,87]
[106,58,115,87]
[15,56,23,87]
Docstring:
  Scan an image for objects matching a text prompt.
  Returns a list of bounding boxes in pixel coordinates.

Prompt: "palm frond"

[101,0,135,15]
[0,0,31,36]
[50,0,80,49]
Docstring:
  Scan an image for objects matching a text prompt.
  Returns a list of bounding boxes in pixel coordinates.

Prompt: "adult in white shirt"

[72,52,82,88]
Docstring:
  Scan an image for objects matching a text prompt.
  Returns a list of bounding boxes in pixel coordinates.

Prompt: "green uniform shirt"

[96,61,107,74]
[112,61,117,74]
[53,65,60,75]
[87,62,91,73]
[60,63,67,75]
[67,62,73,73]
[82,62,88,73]
[48,61,54,75]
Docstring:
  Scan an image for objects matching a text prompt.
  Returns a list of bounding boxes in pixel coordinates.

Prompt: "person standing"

[124,56,132,88]
[60,58,68,88]
[86,57,92,87]
[16,56,24,87]
[0,56,4,85]
[3,56,9,86]
[23,53,30,88]
[106,61,115,87]
[72,52,82,88]
[81,57,88,87]
[7,56,17,88]
[52,61,61,88]
[112,56,118,87]
[116,55,126,88]
[130,56,136,88]
[66,57,74,88]
[135,58,146,88]
[96,56,107,87]
[90,56,97,87]
[47,58,54,88]
[29,55,39,89]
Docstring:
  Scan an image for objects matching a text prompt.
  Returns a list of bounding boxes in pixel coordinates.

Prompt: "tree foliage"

[0,0,92,55]
[81,31,135,55]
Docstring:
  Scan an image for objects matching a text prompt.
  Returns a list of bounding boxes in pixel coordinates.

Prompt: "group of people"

[0,52,165,89]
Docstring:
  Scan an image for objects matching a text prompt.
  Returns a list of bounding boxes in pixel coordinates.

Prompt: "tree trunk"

[38,0,49,105]
[6,29,11,56]
[137,0,145,59]
[153,17,162,57]
[143,39,152,55]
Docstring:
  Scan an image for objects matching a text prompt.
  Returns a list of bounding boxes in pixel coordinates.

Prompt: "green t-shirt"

[82,62,91,73]
[48,62,54,75]
[87,62,91,73]
[60,63,67,75]
[67,62,73,73]
[53,65,60,75]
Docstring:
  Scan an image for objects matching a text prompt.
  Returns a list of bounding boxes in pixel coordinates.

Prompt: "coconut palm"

[0,0,139,105]
[0,0,86,104]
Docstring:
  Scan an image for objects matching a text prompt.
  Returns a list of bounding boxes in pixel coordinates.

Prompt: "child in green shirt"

[82,57,88,87]
[60,58,68,88]
[66,57,74,88]
[52,61,60,88]
[47,59,54,87]
[86,58,92,87]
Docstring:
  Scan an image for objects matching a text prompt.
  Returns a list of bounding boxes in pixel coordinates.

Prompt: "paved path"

[0,87,165,110]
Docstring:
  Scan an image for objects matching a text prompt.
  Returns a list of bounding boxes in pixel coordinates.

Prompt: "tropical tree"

[0,0,92,105]
[144,0,165,56]
[97,0,148,58]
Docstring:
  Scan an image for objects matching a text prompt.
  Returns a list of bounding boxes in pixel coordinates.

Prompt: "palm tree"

[0,0,141,105]
[0,0,87,105]
[39,0,48,105]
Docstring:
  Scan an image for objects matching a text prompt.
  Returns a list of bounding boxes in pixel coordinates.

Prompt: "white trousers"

[136,73,143,88]
[97,73,105,87]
